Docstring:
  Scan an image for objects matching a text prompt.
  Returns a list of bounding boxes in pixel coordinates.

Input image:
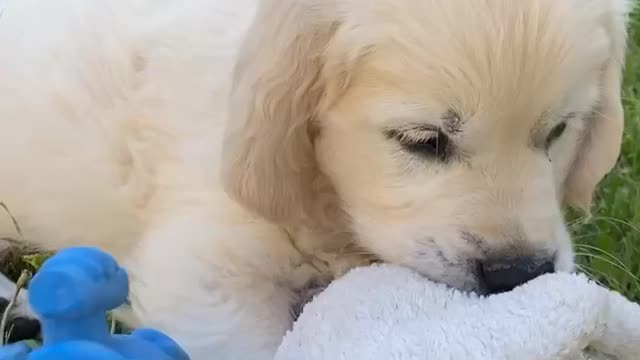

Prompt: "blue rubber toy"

[0,247,190,360]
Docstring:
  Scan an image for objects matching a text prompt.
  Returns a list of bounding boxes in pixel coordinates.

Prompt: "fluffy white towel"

[276,265,640,360]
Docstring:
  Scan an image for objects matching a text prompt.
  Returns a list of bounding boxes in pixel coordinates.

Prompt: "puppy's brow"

[442,109,462,134]
[531,110,579,149]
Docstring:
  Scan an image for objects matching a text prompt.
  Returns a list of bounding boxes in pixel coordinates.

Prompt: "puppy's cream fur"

[0,0,633,358]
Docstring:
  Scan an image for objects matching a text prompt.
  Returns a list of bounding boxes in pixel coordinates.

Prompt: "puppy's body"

[0,0,633,359]
[0,0,328,357]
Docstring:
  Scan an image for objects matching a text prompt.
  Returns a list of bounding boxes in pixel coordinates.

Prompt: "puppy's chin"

[419,269,484,295]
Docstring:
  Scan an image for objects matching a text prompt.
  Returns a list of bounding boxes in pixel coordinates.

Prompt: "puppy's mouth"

[290,245,558,319]
[292,280,329,321]
[291,257,383,320]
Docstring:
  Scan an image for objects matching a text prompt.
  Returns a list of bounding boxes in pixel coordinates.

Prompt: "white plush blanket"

[275,265,640,360]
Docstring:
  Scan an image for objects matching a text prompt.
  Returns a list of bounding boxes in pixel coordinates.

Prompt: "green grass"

[569,8,640,302]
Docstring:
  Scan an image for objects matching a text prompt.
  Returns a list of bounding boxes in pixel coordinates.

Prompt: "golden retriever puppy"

[0,0,634,359]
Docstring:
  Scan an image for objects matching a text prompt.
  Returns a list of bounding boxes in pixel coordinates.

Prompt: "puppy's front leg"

[119,207,313,360]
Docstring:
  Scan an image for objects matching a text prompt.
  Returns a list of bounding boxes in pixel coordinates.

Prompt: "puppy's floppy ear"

[564,1,633,211]
[222,1,341,224]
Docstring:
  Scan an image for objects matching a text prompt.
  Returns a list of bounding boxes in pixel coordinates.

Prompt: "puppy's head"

[224,0,632,293]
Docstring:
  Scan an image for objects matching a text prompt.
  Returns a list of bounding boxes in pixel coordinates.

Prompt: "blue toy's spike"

[0,343,31,360]
[127,329,191,360]
[0,246,191,360]
[27,342,128,360]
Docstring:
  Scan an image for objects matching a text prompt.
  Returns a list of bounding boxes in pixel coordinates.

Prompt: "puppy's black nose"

[480,257,555,294]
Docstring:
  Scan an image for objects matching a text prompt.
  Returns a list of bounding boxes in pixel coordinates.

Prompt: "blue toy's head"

[28,247,129,319]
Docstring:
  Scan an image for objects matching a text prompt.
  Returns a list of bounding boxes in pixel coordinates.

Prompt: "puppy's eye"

[545,122,567,149]
[387,128,450,161]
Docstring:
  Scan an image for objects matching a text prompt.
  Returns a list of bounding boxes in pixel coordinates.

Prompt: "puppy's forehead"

[336,0,611,124]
